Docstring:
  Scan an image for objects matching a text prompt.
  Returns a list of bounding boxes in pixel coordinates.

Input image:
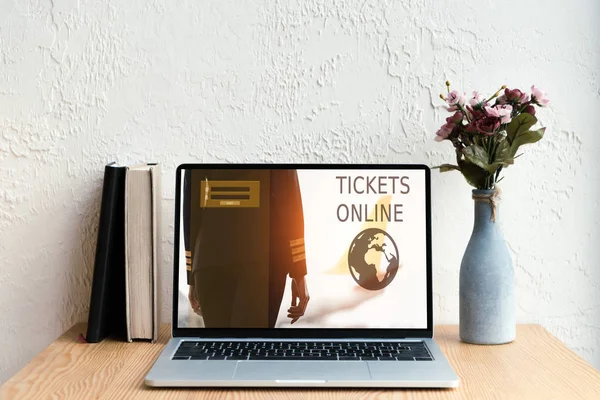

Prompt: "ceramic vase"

[459,189,515,344]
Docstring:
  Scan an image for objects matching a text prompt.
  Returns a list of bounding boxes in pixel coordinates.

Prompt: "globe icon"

[348,228,400,290]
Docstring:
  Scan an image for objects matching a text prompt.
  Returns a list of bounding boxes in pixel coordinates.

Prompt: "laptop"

[145,164,459,388]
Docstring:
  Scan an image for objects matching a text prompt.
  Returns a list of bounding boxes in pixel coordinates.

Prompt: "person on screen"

[182,169,202,316]
[183,169,309,328]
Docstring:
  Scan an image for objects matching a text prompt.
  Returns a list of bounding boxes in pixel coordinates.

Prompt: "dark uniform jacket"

[183,169,307,328]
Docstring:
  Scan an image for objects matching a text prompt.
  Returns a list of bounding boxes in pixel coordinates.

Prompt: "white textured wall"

[1,0,599,384]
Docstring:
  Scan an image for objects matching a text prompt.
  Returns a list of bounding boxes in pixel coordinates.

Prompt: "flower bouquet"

[434,82,549,345]
[434,82,549,190]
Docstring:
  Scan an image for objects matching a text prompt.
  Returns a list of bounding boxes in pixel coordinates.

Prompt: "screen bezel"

[172,163,433,339]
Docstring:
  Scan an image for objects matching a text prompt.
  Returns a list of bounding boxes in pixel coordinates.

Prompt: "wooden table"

[2,324,600,399]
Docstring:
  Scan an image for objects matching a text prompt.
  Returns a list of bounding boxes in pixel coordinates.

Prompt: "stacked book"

[86,162,161,343]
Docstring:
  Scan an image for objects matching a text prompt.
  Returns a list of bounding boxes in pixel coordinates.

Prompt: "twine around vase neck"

[472,187,502,222]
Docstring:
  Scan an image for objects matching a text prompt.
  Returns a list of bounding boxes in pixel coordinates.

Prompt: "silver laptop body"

[145,164,459,388]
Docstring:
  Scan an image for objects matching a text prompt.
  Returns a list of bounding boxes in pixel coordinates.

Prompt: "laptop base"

[145,337,459,388]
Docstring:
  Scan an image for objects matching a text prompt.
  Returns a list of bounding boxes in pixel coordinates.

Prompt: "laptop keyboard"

[172,341,433,361]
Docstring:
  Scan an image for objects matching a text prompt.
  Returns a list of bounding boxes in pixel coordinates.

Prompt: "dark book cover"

[86,162,128,343]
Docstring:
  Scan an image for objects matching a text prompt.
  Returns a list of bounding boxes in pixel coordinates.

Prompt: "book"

[86,163,128,343]
[124,163,160,342]
[86,162,160,343]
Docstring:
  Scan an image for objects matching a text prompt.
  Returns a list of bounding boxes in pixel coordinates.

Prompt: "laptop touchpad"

[234,361,370,381]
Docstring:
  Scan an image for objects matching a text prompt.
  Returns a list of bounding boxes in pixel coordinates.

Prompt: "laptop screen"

[176,166,429,330]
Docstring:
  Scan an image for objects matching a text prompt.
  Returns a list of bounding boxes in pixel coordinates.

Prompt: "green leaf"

[463,144,505,174]
[463,144,489,170]
[495,137,510,159]
[506,113,537,143]
[510,127,546,156]
[458,159,488,189]
[495,137,515,166]
[432,164,460,172]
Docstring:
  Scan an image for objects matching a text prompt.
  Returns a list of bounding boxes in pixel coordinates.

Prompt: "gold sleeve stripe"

[289,238,304,247]
[290,245,305,255]
[185,251,191,257]
[292,253,306,263]
[186,265,192,271]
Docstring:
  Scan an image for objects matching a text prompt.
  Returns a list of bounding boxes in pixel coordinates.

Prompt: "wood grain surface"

[2,324,600,399]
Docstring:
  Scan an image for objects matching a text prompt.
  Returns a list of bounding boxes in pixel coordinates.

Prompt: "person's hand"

[287,275,309,324]
[188,285,202,316]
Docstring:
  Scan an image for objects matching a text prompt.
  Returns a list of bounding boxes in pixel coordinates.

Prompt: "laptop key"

[319,355,337,360]
[227,356,248,360]
[249,356,305,360]
[172,356,190,360]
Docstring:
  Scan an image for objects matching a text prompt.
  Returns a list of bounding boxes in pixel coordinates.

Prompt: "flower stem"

[495,166,503,184]
[458,104,471,123]
[516,101,531,114]
[483,85,507,104]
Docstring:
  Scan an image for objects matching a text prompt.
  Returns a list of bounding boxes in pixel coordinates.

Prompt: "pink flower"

[465,121,477,133]
[523,105,536,115]
[531,85,550,106]
[484,106,498,117]
[498,88,529,104]
[434,122,454,142]
[446,111,464,125]
[466,105,485,121]
[475,116,501,136]
[464,106,485,133]
[446,90,467,110]
[485,104,513,124]
[468,91,484,107]
[496,104,513,123]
